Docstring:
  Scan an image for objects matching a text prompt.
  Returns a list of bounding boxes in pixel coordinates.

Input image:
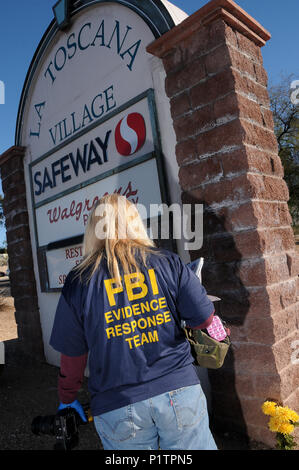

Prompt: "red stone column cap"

[0,146,26,167]
[147,0,271,57]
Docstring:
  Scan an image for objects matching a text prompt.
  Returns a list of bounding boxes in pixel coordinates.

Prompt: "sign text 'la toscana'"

[30,18,142,145]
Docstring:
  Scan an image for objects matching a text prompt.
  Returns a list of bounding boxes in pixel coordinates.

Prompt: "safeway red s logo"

[115,112,146,156]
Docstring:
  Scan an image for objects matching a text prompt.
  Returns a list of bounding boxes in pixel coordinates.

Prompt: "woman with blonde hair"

[50,193,217,450]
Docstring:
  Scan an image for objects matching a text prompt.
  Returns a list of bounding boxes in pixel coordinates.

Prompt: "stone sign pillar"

[148,0,299,446]
[0,146,44,361]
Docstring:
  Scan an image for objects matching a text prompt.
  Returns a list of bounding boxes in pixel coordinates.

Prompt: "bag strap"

[195,329,204,342]
[184,327,204,344]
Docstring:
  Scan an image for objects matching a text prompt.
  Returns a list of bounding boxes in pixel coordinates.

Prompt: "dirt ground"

[0,273,271,452]
[0,272,102,451]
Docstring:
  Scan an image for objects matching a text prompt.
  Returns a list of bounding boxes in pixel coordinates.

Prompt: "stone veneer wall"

[0,146,44,361]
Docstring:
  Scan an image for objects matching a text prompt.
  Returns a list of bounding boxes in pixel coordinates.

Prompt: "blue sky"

[0,0,298,246]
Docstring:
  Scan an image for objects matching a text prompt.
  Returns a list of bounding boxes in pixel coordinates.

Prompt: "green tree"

[269,75,299,224]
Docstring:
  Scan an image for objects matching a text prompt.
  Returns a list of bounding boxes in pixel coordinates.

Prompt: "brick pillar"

[148,0,299,446]
[0,146,44,362]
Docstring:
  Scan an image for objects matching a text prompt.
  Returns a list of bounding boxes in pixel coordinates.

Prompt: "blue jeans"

[93,384,217,450]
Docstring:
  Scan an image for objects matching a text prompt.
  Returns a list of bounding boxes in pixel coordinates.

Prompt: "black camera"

[31,405,89,450]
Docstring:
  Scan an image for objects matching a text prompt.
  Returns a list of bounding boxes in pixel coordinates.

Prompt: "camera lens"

[31,415,55,436]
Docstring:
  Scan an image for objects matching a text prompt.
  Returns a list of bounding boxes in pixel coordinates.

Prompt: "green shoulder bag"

[185,327,231,369]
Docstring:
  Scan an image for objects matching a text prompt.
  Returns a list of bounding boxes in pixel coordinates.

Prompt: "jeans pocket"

[170,384,206,430]
[95,405,135,443]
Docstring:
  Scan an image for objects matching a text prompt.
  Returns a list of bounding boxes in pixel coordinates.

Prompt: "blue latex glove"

[58,399,87,422]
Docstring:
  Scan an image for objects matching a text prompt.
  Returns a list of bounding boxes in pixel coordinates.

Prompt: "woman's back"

[50,248,214,417]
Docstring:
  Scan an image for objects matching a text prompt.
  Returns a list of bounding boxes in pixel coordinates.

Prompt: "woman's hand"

[58,399,87,422]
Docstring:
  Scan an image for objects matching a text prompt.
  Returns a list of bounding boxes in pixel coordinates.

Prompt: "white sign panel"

[46,244,84,288]
[21,3,156,160]
[36,158,162,246]
[31,95,155,205]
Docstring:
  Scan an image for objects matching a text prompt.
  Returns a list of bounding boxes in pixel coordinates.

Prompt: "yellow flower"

[278,422,295,435]
[285,408,299,423]
[262,401,277,417]
[268,416,295,435]
[274,406,299,424]
[268,416,281,433]
[274,406,291,422]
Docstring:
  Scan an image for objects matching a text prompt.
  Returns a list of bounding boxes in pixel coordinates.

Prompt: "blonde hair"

[72,193,156,285]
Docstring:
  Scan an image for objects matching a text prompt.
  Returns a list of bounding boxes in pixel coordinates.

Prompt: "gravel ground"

[0,340,102,451]
[0,278,100,452]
